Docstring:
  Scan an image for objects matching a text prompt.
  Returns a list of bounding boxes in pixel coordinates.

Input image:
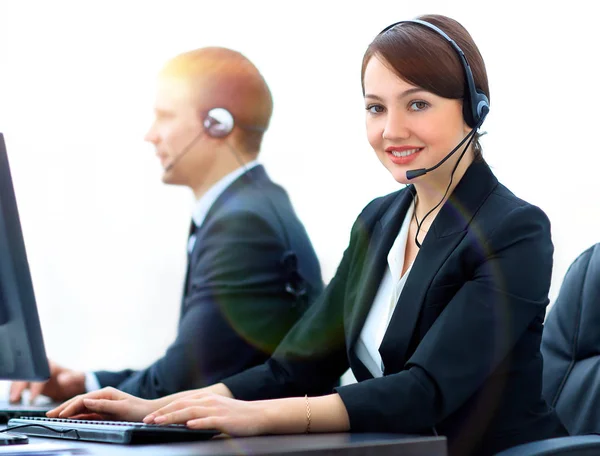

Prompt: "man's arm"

[93,209,307,399]
[93,369,137,391]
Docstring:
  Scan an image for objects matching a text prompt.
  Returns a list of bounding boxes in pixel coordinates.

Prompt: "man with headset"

[10,47,325,402]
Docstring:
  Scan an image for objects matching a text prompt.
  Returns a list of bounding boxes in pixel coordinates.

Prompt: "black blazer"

[223,162,566,456]
[95,165,324,399]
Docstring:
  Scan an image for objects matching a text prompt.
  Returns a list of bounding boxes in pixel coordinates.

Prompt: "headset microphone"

[164,130,206,172]
[406,108,487,180]
[376,18,491,250]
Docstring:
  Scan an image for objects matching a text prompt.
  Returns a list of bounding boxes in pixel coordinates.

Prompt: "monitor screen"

[0,133,50,381]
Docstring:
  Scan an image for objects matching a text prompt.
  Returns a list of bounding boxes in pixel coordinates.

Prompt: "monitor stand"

[0,432,28,445]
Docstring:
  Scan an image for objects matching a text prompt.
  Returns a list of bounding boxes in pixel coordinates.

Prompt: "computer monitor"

[0,133,50,444]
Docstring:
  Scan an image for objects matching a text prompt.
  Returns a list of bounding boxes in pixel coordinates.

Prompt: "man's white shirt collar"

[191,160,260,230]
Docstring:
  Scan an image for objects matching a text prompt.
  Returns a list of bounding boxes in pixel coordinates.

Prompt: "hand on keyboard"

[47,387,157,422]
[143,393,271,436]
[9,360,86,403]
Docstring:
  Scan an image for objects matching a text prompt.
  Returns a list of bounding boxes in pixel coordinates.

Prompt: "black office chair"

[495,435,600,456]
[495,243,600,455]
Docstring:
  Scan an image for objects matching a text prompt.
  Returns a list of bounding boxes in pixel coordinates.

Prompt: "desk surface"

[1,430,447,455]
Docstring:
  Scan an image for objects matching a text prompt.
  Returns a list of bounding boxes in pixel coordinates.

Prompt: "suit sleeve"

[334,204,554,433]
[95,210,306,399]
[94,369,136,391]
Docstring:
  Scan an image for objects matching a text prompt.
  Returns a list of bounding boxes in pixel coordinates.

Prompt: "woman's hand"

[142,393,350,436]
[46,387,157,422]
[143,394,273,436]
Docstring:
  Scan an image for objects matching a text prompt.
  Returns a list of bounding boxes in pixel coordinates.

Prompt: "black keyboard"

[7,416,219,444]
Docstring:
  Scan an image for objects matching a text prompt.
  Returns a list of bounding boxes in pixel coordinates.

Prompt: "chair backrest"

[541,243,600,435]
[494,435,600,456]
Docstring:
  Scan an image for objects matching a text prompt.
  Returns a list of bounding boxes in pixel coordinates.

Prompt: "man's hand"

[9,360,86,403]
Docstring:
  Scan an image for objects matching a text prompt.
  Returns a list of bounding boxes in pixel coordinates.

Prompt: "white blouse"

[355,201,415,378]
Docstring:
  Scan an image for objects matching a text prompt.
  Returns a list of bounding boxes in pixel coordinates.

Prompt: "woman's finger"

[47,394,85,417]
[48,387,123,418]
[69,413,106,421]
[154,406,213,425]
[46,394,79,417]
[58,397,89,418]
[82,399,130,418]
[144,395,224,424]
[186,416,223,431]
[145,399,197,422]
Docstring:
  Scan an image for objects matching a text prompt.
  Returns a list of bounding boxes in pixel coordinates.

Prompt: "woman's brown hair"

[361,14,489,160]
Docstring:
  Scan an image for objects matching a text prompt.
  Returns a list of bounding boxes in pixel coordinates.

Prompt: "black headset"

[378,19,490,128]
[201,107,309,306]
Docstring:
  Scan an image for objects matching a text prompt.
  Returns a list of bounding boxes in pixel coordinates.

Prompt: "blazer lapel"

[188,165,266,266]
[181,166,266,313]
[379,161,499,374]
[379,228,464,374]
[346,188,414,359]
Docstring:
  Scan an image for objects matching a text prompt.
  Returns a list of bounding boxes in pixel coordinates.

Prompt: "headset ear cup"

[464,91,490,128]
[204,108,235,138]
[475,91,490,124]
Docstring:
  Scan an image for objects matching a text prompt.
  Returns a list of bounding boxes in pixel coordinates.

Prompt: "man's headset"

[202,107,267,138]
[172,107,309,306]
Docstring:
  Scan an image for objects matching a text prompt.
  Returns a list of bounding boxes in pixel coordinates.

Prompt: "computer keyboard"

[7,416,219,444]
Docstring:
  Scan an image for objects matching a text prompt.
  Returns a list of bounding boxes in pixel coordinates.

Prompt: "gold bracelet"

[304,394,311,434]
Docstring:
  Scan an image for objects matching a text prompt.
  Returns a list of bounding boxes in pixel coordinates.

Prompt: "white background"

[0,0,598,395]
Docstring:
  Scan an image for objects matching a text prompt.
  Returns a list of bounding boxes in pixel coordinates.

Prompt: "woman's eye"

[409,101,429,111]
[366,104,384,114]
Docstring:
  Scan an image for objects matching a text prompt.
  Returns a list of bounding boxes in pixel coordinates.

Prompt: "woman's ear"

[463,118,473,136]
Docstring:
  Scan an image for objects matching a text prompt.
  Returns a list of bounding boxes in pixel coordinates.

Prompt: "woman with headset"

[50,14,567,455]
